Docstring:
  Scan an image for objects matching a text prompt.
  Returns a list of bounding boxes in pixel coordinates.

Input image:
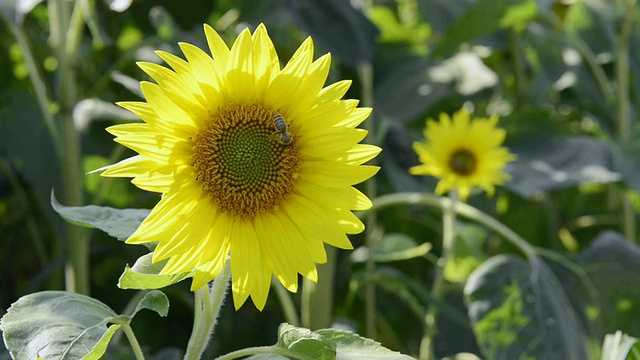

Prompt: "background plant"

[2,0,640,359]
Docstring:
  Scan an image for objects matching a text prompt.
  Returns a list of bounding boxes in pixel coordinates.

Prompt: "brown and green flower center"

[191,103,299,219]
[449,148,477,176]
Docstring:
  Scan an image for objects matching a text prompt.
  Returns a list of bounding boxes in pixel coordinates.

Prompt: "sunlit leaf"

[51,191,150,241]
[0,291,168,360]
[276,323,335,360]
[0,291,119,359]
[118,253,193,290]
[315,328,415,360]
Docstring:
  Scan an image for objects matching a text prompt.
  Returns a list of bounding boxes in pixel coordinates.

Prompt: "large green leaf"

[0,291,168,360]
[578,231,640,337]
[118,253,193,290]
[465,255,589,359]
[51,191,150,241]
[276,323,336,360]
[315,328,415,360]
[245,324,415,360]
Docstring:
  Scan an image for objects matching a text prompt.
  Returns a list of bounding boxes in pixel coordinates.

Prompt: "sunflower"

[409,108,515,200]
[102,24,380,310]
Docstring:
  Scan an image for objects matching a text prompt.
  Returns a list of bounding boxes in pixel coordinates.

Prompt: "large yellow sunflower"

[102,24,380,310]
[409,109,515,200]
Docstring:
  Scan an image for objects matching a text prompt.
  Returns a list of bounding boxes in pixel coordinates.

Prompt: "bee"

[273,114,289,133]
[272,114,293,147]
[278,132,293,146]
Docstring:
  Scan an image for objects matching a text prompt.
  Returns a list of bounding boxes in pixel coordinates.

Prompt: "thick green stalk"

[616,0,637,243]
[184,262,231,360]
[357,61,379,339]
[50,0,89,294]
[419,192,457,360]
[301,246,337,329]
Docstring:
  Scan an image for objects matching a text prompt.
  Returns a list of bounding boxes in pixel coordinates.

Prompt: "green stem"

[358,60,379,339]
[122,324,145,360]
[616,0,637,243]
[51,0,90,295]
[6,21,62,157]
[215,346,291,360]
[272,281,301,327]
[301,246,336,329]
[361,192,537,260]
[510,28,527,108]
[419,191,457,360]
[184,262,231,360]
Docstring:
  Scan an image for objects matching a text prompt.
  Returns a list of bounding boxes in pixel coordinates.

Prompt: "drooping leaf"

[315,328,415,360]
[284,0,379,67]
[276,323,336,360]
[118,253,193,290]
[506,137,620,198]
[351,233,431,263]
[51,191,150,241]
[0,291,119,360]
[465,255,589,359]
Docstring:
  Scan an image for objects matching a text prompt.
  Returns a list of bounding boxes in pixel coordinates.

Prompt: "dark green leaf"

[276,323,336,360]
[284,0,379,67]
[315,328,415,360]
[0,291,119,360]
[464,255,589,359]
[51,191,150,241]
[432,0,535,57]
[506,137,620,198]
[578,231,640,336]
[618,127,640,192]
[118,253,193,290]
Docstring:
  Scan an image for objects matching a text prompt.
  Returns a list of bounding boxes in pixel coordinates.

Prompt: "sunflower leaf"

[315,328,415,360]
[276,323,336,360]
[51,190,150,241]
[0,291,120,359]
[118,253,193,290]
[369,233,432,262]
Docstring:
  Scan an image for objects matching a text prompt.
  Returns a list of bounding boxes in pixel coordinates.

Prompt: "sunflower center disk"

[191,104,299,219]
[449,148,477,176]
